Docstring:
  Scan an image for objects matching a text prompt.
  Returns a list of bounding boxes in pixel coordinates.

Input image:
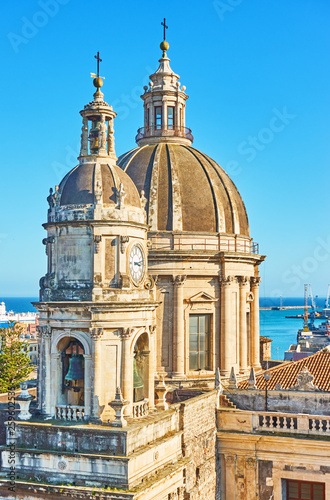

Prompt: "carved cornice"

[250,277,261,287]
[36,325,52,338]
[120,235,129,254]
[89,327,103,340]
[224,454,235,465]
[173,275,187,286]
[219,275,237,286]
[245,457,256,469]
[236,275,250,285]
[144,276,155,290]
[94,235,102,254]
[120,327,135,339]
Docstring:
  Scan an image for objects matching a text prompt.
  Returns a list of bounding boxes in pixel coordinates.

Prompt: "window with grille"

[287,479,325,500]
[189,314,211,370]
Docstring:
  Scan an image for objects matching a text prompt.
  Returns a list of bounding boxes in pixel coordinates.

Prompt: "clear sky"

[0,0,329,298]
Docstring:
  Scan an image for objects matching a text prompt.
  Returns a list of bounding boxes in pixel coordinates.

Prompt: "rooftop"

[239,349,330,391]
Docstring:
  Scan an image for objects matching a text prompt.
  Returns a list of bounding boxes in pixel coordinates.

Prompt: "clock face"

[129,244,145,284]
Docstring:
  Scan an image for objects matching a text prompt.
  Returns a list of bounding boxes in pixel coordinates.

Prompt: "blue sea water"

[1,296,327,360]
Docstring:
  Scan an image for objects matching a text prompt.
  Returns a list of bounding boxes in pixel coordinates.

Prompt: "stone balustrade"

[55,405,85,421]
[132,399,149,418]
[218,408,330,437]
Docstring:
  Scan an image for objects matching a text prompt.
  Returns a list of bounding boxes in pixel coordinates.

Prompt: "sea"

[1,296,328,361]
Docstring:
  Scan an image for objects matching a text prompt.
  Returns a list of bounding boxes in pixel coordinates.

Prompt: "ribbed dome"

[59,162,141,208]
[118,144,249,236]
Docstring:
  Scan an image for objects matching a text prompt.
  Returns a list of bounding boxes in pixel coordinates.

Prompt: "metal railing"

[135,126,193,143]
[149,237,259,254]
[132,399,149,418]
[55,405,85,421]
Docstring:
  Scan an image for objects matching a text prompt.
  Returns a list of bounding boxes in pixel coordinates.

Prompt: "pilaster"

[172,275,186,378]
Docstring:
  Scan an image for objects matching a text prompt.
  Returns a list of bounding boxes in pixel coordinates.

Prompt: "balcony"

[135,126,193,145]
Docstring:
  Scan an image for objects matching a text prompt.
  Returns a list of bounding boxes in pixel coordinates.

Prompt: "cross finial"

[161,18,168,41]
[94,51,102,78]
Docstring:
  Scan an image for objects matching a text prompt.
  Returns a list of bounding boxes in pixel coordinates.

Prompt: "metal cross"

[94,52,102,78]
[161,18,168,40]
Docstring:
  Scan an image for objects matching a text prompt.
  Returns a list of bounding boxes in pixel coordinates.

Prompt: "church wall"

[56,226,93,283]
[177,391,217,499]
[152,259,259,376]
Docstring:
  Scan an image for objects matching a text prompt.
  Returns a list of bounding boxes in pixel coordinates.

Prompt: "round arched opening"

[133,332,149,403]
[59,338,85,406]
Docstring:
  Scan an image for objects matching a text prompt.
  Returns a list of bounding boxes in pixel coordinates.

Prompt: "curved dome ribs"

[203,151,250,236]
[182,146,220,233]
[61,163,96,206]
[190,148,238,234]
[167,144,183,231]
[117,144,250,237]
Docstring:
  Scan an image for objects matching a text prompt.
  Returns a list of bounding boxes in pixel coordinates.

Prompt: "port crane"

[303,284,309,332]
[325,285,330,309]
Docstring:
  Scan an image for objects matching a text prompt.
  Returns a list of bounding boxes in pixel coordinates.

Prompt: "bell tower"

[35,56,158,422]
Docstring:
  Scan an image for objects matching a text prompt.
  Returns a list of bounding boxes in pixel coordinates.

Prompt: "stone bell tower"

[35,63,158,422]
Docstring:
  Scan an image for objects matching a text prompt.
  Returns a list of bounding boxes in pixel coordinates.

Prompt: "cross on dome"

[161,18,168,41]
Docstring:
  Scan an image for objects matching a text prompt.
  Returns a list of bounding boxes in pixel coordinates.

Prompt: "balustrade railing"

[135,126,193,143]
[55,405,85,421]
[132,399,149,418]
[256,412,330,436]
[219,408,330,437]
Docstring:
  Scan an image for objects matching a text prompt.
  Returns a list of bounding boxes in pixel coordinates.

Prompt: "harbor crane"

[325,285,330,309]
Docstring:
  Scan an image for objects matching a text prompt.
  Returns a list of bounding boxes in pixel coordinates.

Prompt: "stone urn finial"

[16,382,35,420]
[109,387,129,427]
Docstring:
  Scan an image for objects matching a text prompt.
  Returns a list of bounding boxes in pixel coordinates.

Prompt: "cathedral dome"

[118,143,249,236]
[59,162,141,208]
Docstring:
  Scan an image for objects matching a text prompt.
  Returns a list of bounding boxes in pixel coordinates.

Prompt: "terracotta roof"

[238,349,330,391]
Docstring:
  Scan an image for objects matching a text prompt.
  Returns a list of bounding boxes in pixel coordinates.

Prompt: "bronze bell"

[65,354,84,381]
[133,358,143,389]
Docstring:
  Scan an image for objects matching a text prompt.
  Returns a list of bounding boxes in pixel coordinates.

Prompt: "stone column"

[238,276,249,374]
[50,352,60,417]
[121,328,134,416]
[224,454,236,500]
[163,101,167,130]
[40,326,52,417]
[80,116,88,156]
[148,325,156,408]
[90,327,103,420]
[220,276,234,376]
[250,277,261,369]
[172,275,186,379]
[84,354,92,419]
[149,101,154,133]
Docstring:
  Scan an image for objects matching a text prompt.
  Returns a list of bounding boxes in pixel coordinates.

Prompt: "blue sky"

[0,0,329,298]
